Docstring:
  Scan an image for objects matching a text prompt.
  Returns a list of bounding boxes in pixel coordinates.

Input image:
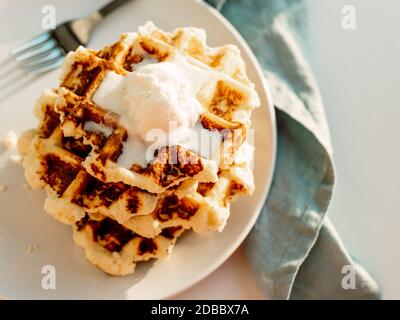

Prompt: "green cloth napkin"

[206,0,380,299]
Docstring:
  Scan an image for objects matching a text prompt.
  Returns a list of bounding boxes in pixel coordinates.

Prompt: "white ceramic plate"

[0,0,276,299]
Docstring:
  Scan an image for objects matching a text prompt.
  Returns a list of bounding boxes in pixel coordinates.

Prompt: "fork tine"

[14,38,59,64]
[29,56,64,76]
[10,32,52,57]
[19,47,64,70]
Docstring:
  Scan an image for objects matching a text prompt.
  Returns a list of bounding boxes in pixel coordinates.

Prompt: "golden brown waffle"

[57,22,259,191]
[19,22,258,275]
[20,90,253,238]
[73,214,184,276]
[55,85,220,193]
[20,90,158,224]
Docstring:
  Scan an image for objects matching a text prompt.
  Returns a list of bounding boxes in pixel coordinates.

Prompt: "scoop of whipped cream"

[93,53,215,142]
[122,58,203,141]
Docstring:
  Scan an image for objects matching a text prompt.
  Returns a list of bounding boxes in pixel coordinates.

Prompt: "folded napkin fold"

[206,0,380,299]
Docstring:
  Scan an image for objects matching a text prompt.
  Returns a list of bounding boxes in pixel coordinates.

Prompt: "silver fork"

[9,0,132,76]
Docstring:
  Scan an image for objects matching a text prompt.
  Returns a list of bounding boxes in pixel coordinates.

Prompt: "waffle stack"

[18,22,259,275]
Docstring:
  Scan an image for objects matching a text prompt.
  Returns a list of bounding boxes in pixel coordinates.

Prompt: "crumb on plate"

[22,183,31,190]
[10,154,22,164]
[23,244,39,254]
[2,131,18,150]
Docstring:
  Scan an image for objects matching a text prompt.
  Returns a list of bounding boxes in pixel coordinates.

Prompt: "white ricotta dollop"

[92,53,220,167]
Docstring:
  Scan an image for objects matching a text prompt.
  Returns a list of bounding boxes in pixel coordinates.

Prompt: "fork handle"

[98,0,132,17]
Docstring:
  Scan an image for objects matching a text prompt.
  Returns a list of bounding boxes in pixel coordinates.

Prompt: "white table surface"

[1,0,398,299]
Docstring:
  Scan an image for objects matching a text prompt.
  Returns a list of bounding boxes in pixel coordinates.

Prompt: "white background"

[0,0,398,299]
[177,0,400,299]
